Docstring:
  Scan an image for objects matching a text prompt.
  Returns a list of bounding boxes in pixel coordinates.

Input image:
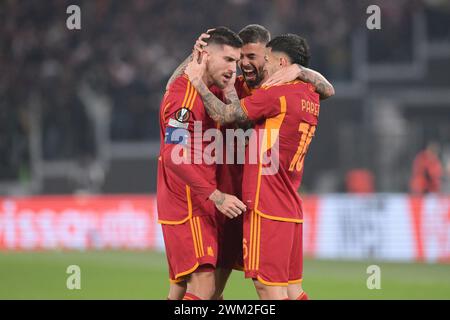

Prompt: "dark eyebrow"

[224,55,239,62]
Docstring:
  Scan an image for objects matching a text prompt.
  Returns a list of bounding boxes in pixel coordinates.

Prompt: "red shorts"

[216,210,244,270]
[243,210,303,286]
[161,215,218,283]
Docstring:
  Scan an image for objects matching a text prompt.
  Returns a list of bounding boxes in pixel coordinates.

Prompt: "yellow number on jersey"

[288,122,316,172]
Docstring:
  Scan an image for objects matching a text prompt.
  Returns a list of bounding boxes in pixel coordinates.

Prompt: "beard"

[211,73,233,90]
[242,66,265,88]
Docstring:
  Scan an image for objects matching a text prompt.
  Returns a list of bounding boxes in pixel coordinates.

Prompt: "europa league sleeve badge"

[174,107,191,123]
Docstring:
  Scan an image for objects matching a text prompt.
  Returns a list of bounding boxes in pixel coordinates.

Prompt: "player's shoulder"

[291,80,316,93]
[263,80,317,96]
[165,75,200,108]
[254,81,288,98]
[167,74,190,93]
[163,75,201,115]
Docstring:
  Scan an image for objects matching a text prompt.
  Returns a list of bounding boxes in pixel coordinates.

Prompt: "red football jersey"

[157,75,223,224]
[240,81,320,222]
[215,75,254,198]
[234,75,253,99]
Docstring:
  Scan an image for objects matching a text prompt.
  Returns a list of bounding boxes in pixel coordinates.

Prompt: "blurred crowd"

[1,0,449,184]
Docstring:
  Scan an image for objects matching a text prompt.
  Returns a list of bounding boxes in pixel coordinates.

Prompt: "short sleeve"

[240,88,281,121]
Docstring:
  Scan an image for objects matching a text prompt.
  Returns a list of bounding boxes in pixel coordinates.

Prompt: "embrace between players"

[157,24,334,300]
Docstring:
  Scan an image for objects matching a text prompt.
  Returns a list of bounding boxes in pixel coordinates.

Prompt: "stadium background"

[1,0,449,299]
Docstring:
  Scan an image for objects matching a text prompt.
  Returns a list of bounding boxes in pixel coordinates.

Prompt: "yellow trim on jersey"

[162,102,171,122]
[256,275,288,287]
[253,96,287,221]
[262,79,302,90]
[195,217,204,257]
[260,96,287,154]
[169,278,184,284]
[192,217,203,257]
[252,211,259,271]
[186,84,196,110]
[157,185,193,225]
[158,216,191,225]
[255,213,261,270]
[240,99,249,116]
[187,89,197,111]
[255,209,304,223]
[186,185,193,215]
[288,279,303,284]
[250,211,255,270]
[251,96,303,223]
[189,218,200,258]
[174,262,200,280]
[248,209,254,271]
[181,81,192,107]
[243,78,252,95]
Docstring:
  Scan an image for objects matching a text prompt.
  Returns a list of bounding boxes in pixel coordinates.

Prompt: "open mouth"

[222,73,232,82]
[243,69,257,81]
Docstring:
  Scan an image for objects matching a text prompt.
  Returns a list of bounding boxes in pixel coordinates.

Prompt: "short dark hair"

[266,34,311,67]
[206,26,243,48]
[238,24,271,44]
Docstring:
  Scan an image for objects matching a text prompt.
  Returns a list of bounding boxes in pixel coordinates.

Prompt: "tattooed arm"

[184,48,248,125]
[191,78,249,125]
[223,90,254,129]
[296,65,335,100]
[264,64,335,100]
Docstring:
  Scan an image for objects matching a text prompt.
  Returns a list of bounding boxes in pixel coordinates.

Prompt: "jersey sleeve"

[240,87,281,121]
[161,77,216,200]
[162,152,216,200]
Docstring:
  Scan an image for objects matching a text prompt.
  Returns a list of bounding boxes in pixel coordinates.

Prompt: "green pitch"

[0,251,449,299]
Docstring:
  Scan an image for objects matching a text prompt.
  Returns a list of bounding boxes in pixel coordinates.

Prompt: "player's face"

[239,42,267,88]
[205,44,240,89]
[263,48,282,78]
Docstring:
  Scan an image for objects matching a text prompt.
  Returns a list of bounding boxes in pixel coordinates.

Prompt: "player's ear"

[280,57,288,67]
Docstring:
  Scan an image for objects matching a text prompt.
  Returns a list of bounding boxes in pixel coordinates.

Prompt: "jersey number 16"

[288,122,316,172]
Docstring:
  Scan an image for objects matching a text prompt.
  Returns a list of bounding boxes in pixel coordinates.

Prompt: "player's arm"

[193,78,248,125]
[162,78,246,217]
[223,87,255,130]
[264,64,335,100]
[162,150,245,218]
[184,53,248,125]
[296,65,335,100]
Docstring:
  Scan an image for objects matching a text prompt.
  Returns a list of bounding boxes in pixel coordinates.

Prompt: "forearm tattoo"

[194,80,249,125]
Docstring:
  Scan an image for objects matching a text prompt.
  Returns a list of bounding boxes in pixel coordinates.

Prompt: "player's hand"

[223,71,237,96]
[193,28,215,55]
[263,63,301,87]
[209,190,246,219]
[185,50,207,84]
